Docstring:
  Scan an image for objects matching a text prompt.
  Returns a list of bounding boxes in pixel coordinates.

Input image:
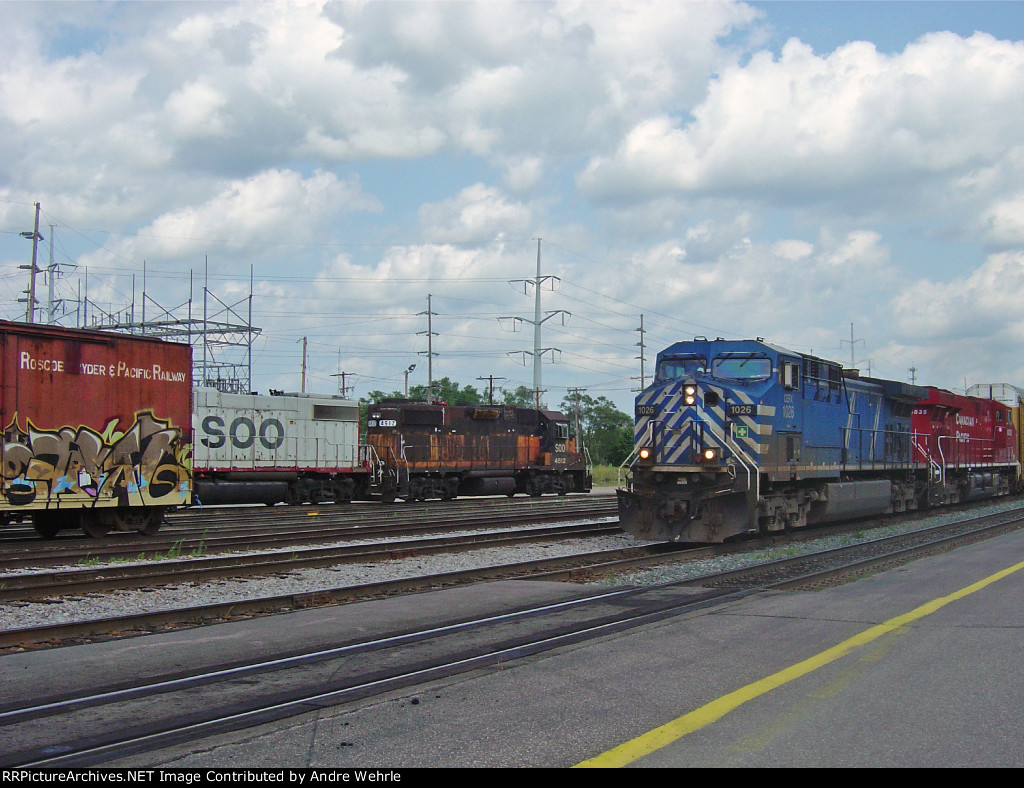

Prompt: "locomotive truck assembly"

[617,337,1021,543]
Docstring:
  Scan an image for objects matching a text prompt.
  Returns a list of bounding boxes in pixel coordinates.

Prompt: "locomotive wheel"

[334,481,354,504]
[82,515,112,539]
[138,509,163,535]
[32,513,62,539]
[101,507,161,535]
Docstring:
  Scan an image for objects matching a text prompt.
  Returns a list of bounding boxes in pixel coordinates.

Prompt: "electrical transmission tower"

[499,238,569,408]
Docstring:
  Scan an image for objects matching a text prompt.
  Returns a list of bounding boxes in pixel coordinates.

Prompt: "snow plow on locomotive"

[617,337,1020,543]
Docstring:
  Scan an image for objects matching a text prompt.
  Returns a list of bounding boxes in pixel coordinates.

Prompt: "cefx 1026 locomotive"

[617,337,1019,543]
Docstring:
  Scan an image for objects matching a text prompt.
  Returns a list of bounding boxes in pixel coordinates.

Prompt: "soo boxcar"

[617,337,1018,543]
[366,400,592,501]
[0,320,192,538]
[192,387,372,506]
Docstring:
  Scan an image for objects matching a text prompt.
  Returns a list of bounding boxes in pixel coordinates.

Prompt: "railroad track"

[0,495,618,566]
[3,507,1022,767]
[4,505,1023,651]
[0,520,625,602]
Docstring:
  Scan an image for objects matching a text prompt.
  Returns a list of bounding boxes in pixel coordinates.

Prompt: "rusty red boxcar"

[0,320,193,538]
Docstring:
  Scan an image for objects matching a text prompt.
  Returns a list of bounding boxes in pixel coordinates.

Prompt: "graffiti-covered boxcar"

[0,320,192,538]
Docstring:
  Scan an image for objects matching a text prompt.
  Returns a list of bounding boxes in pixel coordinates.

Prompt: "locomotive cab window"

[711,354,772,382]
[656,355,707,381]
[781,361,800,390]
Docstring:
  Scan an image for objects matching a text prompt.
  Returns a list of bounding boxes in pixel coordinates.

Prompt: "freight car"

[0,320,192,538]
[365,400,592,501]
[617,337,1018,543]
[192,387,373,506]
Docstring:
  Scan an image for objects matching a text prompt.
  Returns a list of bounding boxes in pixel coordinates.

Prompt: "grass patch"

[591,464,624,487]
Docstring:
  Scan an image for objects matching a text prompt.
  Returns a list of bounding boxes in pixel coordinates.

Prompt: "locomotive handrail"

[912,435,942,482]
[725,430,758,503]
[358,443,384,484]
[842,426,921,472]
[618,419,661,487]
[936,434,1002,478]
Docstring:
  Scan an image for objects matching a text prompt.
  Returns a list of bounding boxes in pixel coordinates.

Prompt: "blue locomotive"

[617,337,928,542]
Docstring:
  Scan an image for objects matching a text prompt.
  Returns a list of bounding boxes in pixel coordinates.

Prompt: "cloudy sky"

[3,0,1024,413]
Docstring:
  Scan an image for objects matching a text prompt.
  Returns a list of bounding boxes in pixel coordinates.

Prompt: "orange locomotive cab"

[366,400,591,502]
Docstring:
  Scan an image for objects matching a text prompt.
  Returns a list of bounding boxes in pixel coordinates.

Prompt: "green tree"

[365,378,483,406]
[560,393,633,466]
[500,385,537,407]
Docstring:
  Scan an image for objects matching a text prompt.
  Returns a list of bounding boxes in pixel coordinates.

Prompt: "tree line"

[364,377,633,466]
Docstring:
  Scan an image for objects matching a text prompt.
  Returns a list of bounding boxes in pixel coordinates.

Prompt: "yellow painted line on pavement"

[574,556,1024,768]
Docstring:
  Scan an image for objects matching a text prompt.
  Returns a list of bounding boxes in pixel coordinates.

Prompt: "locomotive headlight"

[684,385,697,406]
[638,447,652,462]
[699,447,718,463]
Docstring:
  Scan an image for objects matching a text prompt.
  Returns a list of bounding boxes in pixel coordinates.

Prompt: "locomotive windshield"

[711,354,772,381]
[656,355,707,381]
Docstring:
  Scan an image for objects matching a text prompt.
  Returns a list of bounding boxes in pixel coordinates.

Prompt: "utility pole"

[417,294,438,403]
[331,371,352,398]
[46,224,56,323]
[634,314,647,391]
[300,336,307,393]
[477,375,506,405]
[840,322,864,371]
[909,366,917,384]
[500,238,569,409]
[19,202,42,323]
[567,386,587,445]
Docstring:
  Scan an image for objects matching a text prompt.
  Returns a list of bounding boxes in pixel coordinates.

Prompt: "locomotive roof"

[657,336,839,367]
[372,399,568,420]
